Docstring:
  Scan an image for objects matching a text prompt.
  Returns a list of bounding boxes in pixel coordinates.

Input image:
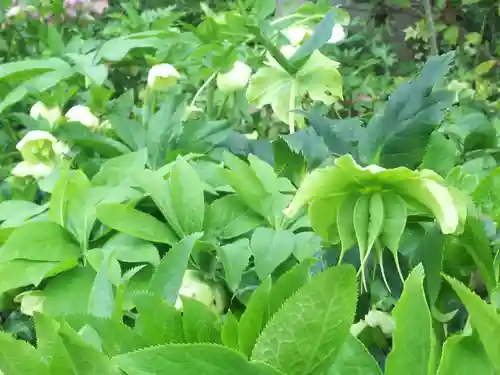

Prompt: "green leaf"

[0,200,47,226]
[112,343,285,375]
[250,227,295,280]
[444,275,500,372]
[385,265,435,375]
[134,293,184,345]
[0,331,49,375]
[328,334,383,375]
[252,265,357,375]
[309,196,342,244]
[148,233,202,303]
[436,334,494,375]
[217,239,251,290]
[248,154,280,195]
[293,231,322,261]
[104,234,160,266]
[420,132,457,177]
[0,221,80,262]
[97,34,165,61]
[181,296,222,343]
[238,278,272,357]
[380,191,407,273]
[221,311,239,350]
[474,60,496,76]
[206,196,263,240]
[88,251,115,319]
[47,25,65,55]
[0,58,70,79]
[168,158,205,236]
[96,202,177,244]
[354,193,384,266]
[359,52,455,168]
[253,0,276,19]
[92,149,148,186]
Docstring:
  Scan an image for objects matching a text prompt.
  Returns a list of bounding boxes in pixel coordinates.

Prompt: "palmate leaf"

[358,52,455,169]
[252,265,357,375]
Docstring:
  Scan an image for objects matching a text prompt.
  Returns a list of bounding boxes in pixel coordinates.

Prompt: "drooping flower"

[174,270,226,314]
[12,130,69,179]
[327,24,346,44]
[30,102,62,126]
[66,105,100,129]
[147,64,181,91]
[216,61,252,93]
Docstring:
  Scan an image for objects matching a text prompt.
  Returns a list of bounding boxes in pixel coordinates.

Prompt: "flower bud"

[30,102,62,126]
[327,24,346,44]
[66,105,100,129]
[174,270,226,314]
[216,61,252,93]
[147,64,180,91]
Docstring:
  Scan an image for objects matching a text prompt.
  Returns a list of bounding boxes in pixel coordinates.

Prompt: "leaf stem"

[422,0,438,55]
[190,71,218,108]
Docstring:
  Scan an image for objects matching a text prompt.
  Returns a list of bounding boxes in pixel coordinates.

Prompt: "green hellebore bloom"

[175,270,226,315]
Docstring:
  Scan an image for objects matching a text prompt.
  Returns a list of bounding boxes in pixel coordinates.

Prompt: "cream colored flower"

[174,270,225,314]
[14,291,45,316]
[30,102,62,126]
[66,105,100,129]
[283,26,312,46]
[327,24,346,44]
[364,309,394,336]
[147,64,180,91]
[12,130,69,179]
[216,61,252,93]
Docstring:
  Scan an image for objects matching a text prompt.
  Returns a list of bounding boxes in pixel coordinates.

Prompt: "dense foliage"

[0,0,499,374]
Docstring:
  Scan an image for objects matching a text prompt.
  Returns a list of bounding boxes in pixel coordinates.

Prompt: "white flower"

[280,45,298,59]
[327,24,346,44]
[147,64,180,91]
[5,5,23,18]
[174,270,225,314]
[283,26,312,46]
[12,130,69,179]
[216,61,252,93]
[66,105,100,129]
[30,102,62,126]
[364,310,394,336]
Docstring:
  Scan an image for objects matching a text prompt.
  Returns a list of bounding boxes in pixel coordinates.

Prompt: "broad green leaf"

[104,234,160,266]
[309,196,342,244]
[181,296,222,344]
[0,331,49,375]
[98,35,164,61]
[385,265,435,375]
[205,196,263,240]
[252,265,357,375]
[293,231,322,261]
[0,221,80,262]
[238,278,272,357]
[92,149,148,186]
[253,0,276,19]
[380,191,407,256]
[96,203,177,244]
[420,132,457,177]
[475,60,496,76]
[112,343,285,375]
[248,154,280,195]
[337,193,359,258]
[168,159,205,236]
[250,227,295,280]
[0,58,70,79]
[217,239,251,290]
[329,334,383,375]
[444,275,500,372]
[148,233,202,303]
[134,293,184,345]
[0,200,47,226]
[437,334,494,375]
[88,251,115,319]
[221,311,239,350]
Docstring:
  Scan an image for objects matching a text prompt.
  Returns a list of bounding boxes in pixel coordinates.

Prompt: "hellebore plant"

[30,102,62,127]
[65,105,100,130]
[11,130,69,179]
[216,61,252,94]
[284,154,466,290]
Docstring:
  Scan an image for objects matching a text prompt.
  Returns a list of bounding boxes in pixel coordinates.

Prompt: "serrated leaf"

[328,334,383,375]
[134,293,184,345]
[252,265,357,375]
[217,239,251,290]
[112,343,284,375]
[337,193,359,258]
[148,233,202,303]
[181,296,222,344]
[385,265,435,375]
[444,275,500,372]
[436,334,494,375]
[251,227,295,280]
[0,331,49,375]
[96,202,177,244]
[88,251,115,319]
[420,131,457,177]
[221,311,239,350]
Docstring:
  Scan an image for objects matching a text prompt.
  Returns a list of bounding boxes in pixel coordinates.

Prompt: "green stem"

[190,71,218,108]
[288,81,297,133]
[206,79,216,119]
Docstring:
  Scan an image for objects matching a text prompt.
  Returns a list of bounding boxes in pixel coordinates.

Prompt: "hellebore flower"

[216,61,252,93]
[147,64,180,91]
[30,102,62,126]
[174,270,226,315]
[327,24,346,44]
[66,105,100,129]
[283,26,312,46]
[12,130,69,179]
